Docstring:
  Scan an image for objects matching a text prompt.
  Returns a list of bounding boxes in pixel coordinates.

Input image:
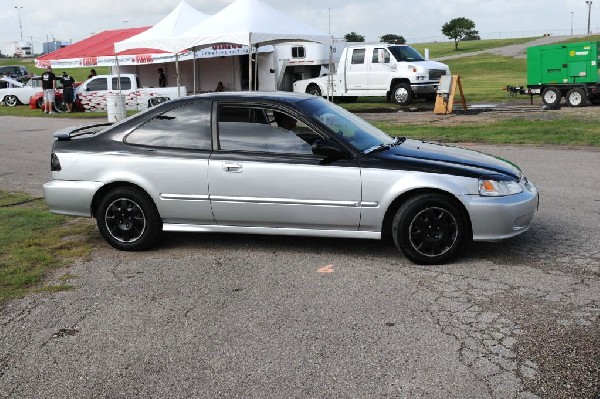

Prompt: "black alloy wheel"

[392,193,468,264]
[97,187,162,251]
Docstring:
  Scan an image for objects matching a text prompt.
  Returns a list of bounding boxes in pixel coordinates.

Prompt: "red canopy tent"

[35,28,169,68]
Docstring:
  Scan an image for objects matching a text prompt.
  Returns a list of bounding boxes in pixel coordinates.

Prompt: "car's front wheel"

[96,187,162,251]
[392,193,468,264]
[4,95,20,106]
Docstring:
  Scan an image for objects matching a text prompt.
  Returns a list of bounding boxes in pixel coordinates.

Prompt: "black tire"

[392,193,468,265]
[55,101,68,112]
[306,84,322,97]
[96,187,162,251]
[566,88,588,107]
[541,86,561,106]
[37,97,43,109]
[4,95,20,107]
[392,83,413,106]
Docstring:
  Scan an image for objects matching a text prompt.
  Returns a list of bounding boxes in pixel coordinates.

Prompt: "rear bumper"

[43,180,103,217]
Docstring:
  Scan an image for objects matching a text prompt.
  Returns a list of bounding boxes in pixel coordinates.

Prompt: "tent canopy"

[36,27,161,67]
[114,0,210,54]
[114,0,332,54]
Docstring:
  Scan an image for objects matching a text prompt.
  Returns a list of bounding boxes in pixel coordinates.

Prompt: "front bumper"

[464,184,539,241]
[43,180,103,217]
[410,82,439,94]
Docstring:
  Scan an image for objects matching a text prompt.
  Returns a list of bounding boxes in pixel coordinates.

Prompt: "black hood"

[362,139,522,180]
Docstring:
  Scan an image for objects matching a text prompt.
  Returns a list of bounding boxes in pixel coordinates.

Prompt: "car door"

[208,102,362,231]
[123,100,214,224]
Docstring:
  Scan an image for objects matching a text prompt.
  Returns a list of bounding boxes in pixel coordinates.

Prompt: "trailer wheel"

[566,88,588,107]
[542,86,561,106]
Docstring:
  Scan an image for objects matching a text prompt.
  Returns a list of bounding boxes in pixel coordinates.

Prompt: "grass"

[0,191,95,302]
[412,37,534,59]
[373,117,600,147]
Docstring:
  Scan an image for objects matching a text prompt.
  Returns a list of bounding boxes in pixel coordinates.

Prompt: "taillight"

[51,153,61,171]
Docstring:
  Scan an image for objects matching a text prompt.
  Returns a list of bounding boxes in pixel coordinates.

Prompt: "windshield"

[388,45,425,62]
[297,97,395,152]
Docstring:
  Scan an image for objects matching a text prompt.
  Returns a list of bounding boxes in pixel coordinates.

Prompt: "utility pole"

[14,6,23,41]
[586,1,593,34]
[571,12,574,35]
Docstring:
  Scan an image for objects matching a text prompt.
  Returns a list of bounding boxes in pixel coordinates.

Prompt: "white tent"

[173,0,332,51]
[114,0,210,94]
[114,0,332,90]
[114,0,210,53]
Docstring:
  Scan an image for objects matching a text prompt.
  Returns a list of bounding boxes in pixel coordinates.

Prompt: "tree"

[441,17,479,50]
[379,34,406,44]
[344,32,365,42]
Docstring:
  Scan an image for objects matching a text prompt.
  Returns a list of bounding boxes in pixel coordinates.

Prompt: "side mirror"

[312,139,349,159]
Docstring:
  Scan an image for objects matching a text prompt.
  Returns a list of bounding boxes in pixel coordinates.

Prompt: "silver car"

[43,92,538,264]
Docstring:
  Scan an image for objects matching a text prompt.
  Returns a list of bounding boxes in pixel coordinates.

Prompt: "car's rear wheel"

[96,187,162,251]
[37,97,43,109]
[4,95,19,106]
[392,193,468,264]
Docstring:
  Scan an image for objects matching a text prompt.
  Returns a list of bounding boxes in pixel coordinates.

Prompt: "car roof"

[179,91,315,104]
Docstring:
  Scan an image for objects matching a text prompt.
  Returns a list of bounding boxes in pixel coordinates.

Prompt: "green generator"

[526,41,600,107]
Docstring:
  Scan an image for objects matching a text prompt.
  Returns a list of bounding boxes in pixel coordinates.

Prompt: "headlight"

[479,178,523,196]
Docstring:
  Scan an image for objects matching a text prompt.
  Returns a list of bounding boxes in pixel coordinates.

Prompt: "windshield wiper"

[364,137,406,154]
[391,136,406,146]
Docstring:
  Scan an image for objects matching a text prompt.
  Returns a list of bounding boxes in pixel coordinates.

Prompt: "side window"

[351,49,366,64]
[217,105,321,155]
[112,77,132,90]
[86,78,107,91]
[372,48,391,63]
[291,46,306,59]
[125,101,212,150]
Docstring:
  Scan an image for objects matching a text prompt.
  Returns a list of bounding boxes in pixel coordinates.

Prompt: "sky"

[1,0,598,54]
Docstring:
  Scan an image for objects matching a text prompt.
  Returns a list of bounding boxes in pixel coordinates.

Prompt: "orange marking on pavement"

[317,264,334,273]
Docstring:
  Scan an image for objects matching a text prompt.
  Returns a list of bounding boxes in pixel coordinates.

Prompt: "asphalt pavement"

[0,115,598,398]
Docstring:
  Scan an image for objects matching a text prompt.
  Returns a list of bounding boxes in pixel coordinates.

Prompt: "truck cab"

[293,44,450,105]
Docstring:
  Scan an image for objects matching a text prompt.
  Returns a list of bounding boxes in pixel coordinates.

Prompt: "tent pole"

[175,53,181,97]
[115,53,121,95]
[192,48,196,95]
[248,33,253,91]
[248,46,253,92]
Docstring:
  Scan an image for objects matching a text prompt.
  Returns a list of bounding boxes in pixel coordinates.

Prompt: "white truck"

[75,74,186,112]
[293,44,450,106]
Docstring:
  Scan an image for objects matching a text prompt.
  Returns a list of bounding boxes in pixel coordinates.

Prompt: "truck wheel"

[542,86,561,106]
[392,193,468,265]
[392,83,413,106]
[566,88,588,107]
[4,95,19,106]
[306,85,322,97]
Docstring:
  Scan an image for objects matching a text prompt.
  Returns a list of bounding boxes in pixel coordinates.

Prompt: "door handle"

[222,163,243,173]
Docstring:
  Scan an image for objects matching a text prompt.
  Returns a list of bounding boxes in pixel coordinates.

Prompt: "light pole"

[586,1,593,34]
[14,6,23,41]
[571,12,574,35]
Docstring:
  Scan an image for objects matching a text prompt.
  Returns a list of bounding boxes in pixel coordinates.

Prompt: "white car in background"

[0,77,43,106]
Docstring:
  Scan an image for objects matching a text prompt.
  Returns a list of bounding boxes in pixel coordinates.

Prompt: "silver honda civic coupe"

[43,92,538,264]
